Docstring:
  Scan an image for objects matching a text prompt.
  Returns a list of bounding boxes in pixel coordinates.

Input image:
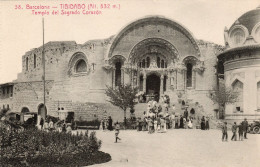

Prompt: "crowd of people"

[135,96,210,134]
[38,117,73,133]
[222,118,249,142]
[100,116,114,131]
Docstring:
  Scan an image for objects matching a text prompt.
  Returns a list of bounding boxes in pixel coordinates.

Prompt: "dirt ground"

[88,129,260,167]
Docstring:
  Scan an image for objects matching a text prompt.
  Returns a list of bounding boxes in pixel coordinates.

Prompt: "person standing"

[184,109,188,120]
[114,122,121,143]
[43,120,49,132]
[136,118,140,131]
[148,117,154,134]
[238,122,243,141]
[175,115,179,129]
[170,112,175,129]
[40,117,44,130]
[62,122,66,133]
[201,116,205,130]
[231,122,237,141]
[205,117,210,130]
[180,115,184,129]
[188,119,193,129]
[222,122,228,142]
[154,118,158,131]
[242,118,248,139]
[49,119,54,132]
[107,116,113,131]
[102,119,105,130]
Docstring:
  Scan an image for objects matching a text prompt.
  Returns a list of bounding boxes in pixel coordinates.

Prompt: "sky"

[0,0,259,84]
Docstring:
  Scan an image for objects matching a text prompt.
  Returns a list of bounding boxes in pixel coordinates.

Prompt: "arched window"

[257,82,260,111]
[146,57,150,68]
[186,63,193,87]
[76,60,87,73]
[232,80,243,112]
[157,57,161,68]
[115,62,121,86]
[230,28,245,46]
[233,31,245,45]
[161,59,165,68]
[26,57,29,71]
[142,59,145,68]
[34,54,36,68]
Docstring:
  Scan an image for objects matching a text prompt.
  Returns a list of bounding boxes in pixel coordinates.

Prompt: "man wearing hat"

[242,118,249,139]
[231,122,237,141]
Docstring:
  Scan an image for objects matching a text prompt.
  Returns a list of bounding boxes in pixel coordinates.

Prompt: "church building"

[1,8,259,122]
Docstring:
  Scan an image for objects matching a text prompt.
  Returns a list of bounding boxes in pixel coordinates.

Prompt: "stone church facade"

[3,10,259,121]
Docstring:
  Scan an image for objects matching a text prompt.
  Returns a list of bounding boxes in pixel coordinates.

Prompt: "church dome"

[225,7,260,48]
[230,7,260,34]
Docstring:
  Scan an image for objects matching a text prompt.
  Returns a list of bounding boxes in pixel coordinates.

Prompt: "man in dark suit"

[242,118,248,139]
[231,122,237,141]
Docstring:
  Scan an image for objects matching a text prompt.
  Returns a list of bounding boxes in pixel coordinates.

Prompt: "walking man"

[231,122,237,141]
[222,122,228,142]
[238,122,243,141]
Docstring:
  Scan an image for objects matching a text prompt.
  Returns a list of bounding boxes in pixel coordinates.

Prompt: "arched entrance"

[21,107,29,123]
[21,107,29,113]
[38,104,47,120]
[146,74,160,101]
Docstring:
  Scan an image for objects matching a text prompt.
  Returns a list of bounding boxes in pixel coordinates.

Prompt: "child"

[222,122,228,142]
[114,122,121,143]
[154,118,158,131]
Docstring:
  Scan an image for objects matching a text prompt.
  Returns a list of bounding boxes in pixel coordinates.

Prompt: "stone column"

[143,73,147,93]
[137,71,140,89]
[130,70,134,88]
[112,68,115,88]
[121,67,124,85]
[175,70,178,90]
[183,69,187,90]
[160,74,164,95]
[192,70,196,89]
[167,72,171,91]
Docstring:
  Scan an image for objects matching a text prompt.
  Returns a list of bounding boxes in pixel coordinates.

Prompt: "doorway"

[146,74,160,101]
[38,104,47,120]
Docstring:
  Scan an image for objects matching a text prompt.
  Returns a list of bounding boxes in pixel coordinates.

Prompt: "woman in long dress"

[201,116,205,130]
[180,115,184,128]
[108,116,113,131]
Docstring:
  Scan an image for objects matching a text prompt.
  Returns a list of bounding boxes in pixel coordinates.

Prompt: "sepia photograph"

[0,0,260,166]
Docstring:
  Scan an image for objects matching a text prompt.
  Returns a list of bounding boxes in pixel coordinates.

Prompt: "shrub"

[0,127,104,166]
[75,119,100,127]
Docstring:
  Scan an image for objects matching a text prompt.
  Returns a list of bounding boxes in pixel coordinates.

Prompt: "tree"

[105,84,138,128]
[0,108,9,119]
[209,80,239,119]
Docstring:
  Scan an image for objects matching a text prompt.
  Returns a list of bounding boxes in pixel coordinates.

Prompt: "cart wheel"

[253,126,260,134]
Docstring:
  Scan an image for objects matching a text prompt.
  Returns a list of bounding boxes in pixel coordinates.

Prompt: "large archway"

[38,104,47,120]
[146,74,160,101]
